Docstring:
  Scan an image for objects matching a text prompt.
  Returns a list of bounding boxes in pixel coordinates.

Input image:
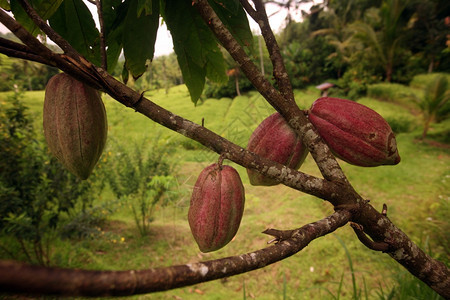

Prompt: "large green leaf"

[164,0,227,104]
[123,0,159,79]
[209,0,253,52]
[102,0,128,72]
[49,0,101,66]
[10,0,63,36]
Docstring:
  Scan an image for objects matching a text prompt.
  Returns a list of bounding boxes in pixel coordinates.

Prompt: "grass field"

[0,81,449,299]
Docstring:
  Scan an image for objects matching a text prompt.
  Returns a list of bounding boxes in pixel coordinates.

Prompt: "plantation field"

[0,82,449,299]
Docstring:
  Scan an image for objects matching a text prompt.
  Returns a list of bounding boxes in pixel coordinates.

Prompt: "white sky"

[0,1,313,57]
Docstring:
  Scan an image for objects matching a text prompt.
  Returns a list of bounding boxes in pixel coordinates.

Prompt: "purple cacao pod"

[246,112,308,186]
[43,73,108,179]
[188,163,245,252]
[308,97,400,167]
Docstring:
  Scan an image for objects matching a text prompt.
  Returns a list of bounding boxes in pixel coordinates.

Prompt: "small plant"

[102,137,179,236]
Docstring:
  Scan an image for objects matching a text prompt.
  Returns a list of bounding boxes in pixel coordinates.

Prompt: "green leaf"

[137,0,153,16]
[10,0,63,36]
[49,0,101,66]
[205,47,227,84]
[102,0,128,72]
[123,0,159,79]
[209,0,253,52]
[165,0,227,104]
[0,0,10,10]
[176,47,206,104]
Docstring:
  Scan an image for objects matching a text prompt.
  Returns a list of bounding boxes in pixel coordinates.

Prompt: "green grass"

[0,82,448,299]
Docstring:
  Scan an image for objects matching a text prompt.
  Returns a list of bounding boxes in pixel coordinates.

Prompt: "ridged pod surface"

[43,73,107,179]
[247,112,308,186]
[308,97,400,167]
[188,163,245,252]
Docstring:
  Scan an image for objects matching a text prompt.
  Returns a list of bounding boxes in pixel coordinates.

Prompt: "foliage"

[409,75,450,138]
[367,82,413,102]
[101,137,179,236]
[0,92,104,265]
[0,52,59,92]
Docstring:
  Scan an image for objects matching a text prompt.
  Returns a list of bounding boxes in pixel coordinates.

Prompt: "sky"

[0,1,313,57]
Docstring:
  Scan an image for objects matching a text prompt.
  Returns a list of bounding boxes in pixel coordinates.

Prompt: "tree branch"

[241,0,295,102]
[0,8,102,90]
[95,0,107,70]
[17,0,78,57]
[0,211,352,297]
[0,37,53,65]
[194,0,348,184]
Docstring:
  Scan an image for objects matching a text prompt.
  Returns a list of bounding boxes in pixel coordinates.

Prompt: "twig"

[0,8,100,89]
[350,222,389,252]
[381,203,388,216]
[241,0,295,102]
[262,228,295,243]
[16,0,77,57]
[95,0,108,70]
[0,211,352,296]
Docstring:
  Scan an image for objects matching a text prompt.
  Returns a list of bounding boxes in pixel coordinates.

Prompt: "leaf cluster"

[3,0,254,104]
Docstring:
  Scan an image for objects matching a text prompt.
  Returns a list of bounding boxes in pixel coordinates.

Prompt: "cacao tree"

[0,0,448,298]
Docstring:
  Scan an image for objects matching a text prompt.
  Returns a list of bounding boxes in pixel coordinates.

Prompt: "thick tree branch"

[0,211,352,297]
[0,9,102,90]
[194,0,348,184]
[0,37,52,65]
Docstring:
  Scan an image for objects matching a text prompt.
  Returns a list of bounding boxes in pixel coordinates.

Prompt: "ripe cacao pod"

[308,97,400,167]
[188,163,245,252]
[246,112,308,186]
[43,73,107,179]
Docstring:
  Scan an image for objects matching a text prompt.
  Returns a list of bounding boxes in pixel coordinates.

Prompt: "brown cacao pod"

[43,73,107,179]
[246,112,308,186]
[308,97,400,167]
[188,163,245,252]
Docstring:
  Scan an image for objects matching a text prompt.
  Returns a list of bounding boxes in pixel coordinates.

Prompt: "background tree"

[0,0,448,298]
[410,75,450,138]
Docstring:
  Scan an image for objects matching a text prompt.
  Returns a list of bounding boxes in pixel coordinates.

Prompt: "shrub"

[101,137,180,236]
[367,83,413,102]
[0,92,104,265]
[410,73,450,89]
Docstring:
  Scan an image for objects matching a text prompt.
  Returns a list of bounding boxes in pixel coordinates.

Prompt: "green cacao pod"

[308,97,400,167]
[43,73,107,179]
[246,112,308,186]
[188,163,245,252]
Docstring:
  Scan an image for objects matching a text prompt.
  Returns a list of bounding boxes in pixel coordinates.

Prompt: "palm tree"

[412,75,450,139]
[350,0,410,82]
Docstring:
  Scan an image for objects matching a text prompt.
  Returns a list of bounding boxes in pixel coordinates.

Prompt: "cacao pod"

[188,163,245,252]
[43,73,107,179]
[246,112,308,186]
[308,97,400,167]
